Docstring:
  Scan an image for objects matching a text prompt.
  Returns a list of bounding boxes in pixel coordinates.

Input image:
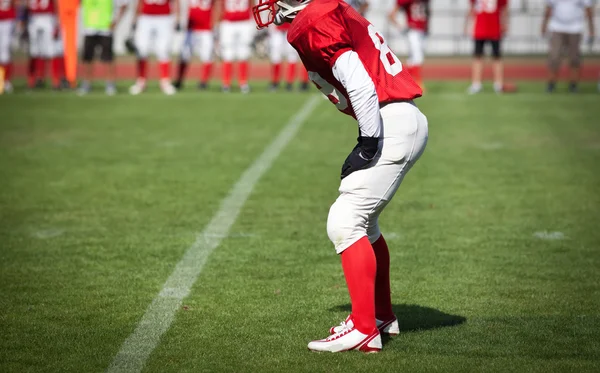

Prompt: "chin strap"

[274,1,308,24]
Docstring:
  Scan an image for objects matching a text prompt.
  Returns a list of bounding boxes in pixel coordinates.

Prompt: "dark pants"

[82,34,114,63]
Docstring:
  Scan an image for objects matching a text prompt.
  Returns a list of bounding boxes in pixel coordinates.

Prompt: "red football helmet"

[252,0,310,29]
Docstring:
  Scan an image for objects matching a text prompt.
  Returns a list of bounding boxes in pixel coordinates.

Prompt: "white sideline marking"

[107,95,320,373]
[32,229,65,239]
[533,231,566,240]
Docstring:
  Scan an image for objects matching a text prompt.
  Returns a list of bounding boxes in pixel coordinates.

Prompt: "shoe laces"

[326,324,353,341]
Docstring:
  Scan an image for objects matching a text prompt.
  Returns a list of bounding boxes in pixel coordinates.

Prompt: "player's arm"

[111,0,128,31]
[387,3,401,28]
[585,2,595,42]
[541,2,552,35]
[464,2,474,36]
[500,2,508,37]
[173,0,181,30]
[133,0,143,27]
[212,0,222,25]
[332,51,382,179]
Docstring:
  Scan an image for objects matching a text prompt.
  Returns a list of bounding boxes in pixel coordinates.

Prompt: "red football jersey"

[28,0,54,14]
[141,0,172,16]
[0,0,16,19]
[287,0,421,118]
[222,0,250,22]
[188,0,212,30]
[276,23,291,31]
[471,0,507,40]
[397,0,429,32]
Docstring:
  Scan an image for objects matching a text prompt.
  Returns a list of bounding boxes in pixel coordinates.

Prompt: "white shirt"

[547,0,593,34]
[332,50,382,138]
[83,0,130,36]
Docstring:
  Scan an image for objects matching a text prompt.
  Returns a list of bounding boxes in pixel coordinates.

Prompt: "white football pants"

[28,14,59,58]
[268,28,297,64]
[135,15,174,62]
[327,101,429,254]
[407,29,426,66]
[0,19,13,64]
[219,20,253,61]
[181,30,214,62]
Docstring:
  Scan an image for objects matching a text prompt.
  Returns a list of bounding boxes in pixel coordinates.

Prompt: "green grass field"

[1,82,599,372]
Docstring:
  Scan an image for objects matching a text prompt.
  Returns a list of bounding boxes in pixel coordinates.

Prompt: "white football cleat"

[4,81,14,93]
[308,325,381,353]
[330,315,399,336]
[129,79,146,95]
[160,79,176,95]
[467,83,482,95]
[240,84,251,94]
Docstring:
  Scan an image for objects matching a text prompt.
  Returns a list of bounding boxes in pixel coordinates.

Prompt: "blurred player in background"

[541,0,595,93]
[465,0,508,94]
[254,0,428,353]
[268,23,308,91]
[78,0,128,95]
[173,0,215,90]
[344,0,368,15]
[388,0,429,89]
[0,0,16,93]
[26,0,65,89]
[217,0,254,93]
[129,0,180,95]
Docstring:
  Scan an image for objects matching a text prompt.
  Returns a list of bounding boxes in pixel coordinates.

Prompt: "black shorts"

[82,34,114,63]
[473,39,501,59]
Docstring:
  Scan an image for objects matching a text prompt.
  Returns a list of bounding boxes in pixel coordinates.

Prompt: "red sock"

[286,62,296,84]
[137,59,148,80]
[51,57,62,86]
[301,68,309,83]
[159,61,170,80]
[200,62,212,83]
[36,58,46,80]
[341,236,377,335]
[413,65,423,87]
[271,63,281,84]
[28,57,37,87]
[2,63,11,81]
[222,61,232,87]
[239,60,248,86]
[372,235,394,321]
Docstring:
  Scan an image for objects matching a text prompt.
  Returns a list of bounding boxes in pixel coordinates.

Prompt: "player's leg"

[0,20,14,92]
[406,29,425,89]
[567,33,582,93]
[312,101,429,353]
[468,39,485,94]
[51,26,66,89]
[173,30,193,90]
[491,39,503,93]
[100,35,117,95]
[236,21,253,93]
[27,17,40,88]
[197,30,214,89]
[284,36,297,91]
[78,34,97,95]
[268,28,283,90]
[155,15,176,95]
[546,32,563,93]
[32,15,52,87]
[219,20,235,92]
[130,15,151,94]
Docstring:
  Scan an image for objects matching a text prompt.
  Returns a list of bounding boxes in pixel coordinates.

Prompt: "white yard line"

[107,95,320,373]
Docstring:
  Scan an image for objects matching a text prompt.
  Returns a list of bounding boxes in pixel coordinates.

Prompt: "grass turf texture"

[0,82,599,372]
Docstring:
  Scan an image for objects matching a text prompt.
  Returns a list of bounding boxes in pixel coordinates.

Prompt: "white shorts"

[0,19,13,64]
[181,30,214,62]
[268,28,297,64]
[407,29,426,66]
[135,15,174,61]
[219,20,254,61]
[327,102,429,253]
[28,14,59,58]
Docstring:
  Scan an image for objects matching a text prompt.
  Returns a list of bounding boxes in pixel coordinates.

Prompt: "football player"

[388,0,429,89]
[173,0,215,90]
[268,23,308,91]
[129,0,180,95]
[26,0,64,89]
[465,0,508,94]
[253,0,429,353]
[0,0,16,92]
[216,0,254,93]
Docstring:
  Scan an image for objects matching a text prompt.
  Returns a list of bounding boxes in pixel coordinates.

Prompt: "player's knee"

[327,199,367,254]
[237,45,251,61]
[221,46,234,62]
[569,54,581,68]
